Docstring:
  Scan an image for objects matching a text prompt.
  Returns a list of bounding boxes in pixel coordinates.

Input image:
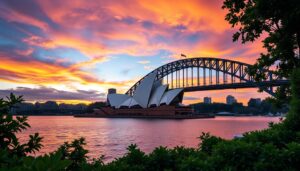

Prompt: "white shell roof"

[119,97,140,108]
[160,88,183,105]
[132,71,157,108]
[152,79,163,90]
[107,94,130,108]
[148,85,168,107]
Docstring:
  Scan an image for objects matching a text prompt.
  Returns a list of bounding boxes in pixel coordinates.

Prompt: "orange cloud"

[32,0,235,58]
[0,56,133,91]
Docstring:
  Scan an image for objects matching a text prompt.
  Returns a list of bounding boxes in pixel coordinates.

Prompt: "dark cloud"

[0,18,53,63]
[121,16,139,25]
[0,19,28,41]
[142,21,155,29]
[0,87,106,102]
[173,24,187,31]
[0,0,58,29]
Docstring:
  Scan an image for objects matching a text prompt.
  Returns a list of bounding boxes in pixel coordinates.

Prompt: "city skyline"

[10,95,262,106]
[0,0,270,105]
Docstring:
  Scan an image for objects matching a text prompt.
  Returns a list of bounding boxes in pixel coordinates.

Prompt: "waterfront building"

[204,97,212,104]
[226,95,237,105]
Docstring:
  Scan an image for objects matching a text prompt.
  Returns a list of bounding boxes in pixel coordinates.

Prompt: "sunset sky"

[0,0,270,105]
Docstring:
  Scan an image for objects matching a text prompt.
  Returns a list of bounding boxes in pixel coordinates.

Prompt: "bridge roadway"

[182,80,290,92]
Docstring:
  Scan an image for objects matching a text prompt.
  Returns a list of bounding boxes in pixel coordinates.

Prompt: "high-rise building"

[204,97,212,104]
[226,95,237,105]
[108,88,117,94]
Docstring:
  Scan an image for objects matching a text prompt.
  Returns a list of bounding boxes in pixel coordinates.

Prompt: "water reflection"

[18,116,280,161]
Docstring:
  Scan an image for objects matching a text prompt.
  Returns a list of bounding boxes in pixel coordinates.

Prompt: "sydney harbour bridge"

[126,57,290,97]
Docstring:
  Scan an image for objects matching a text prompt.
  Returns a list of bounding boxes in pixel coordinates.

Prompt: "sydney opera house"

[107,71,184,109]
[89,71,194,117]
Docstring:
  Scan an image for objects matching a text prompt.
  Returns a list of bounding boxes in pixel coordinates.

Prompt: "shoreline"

[74,114,215,119]
[12,114,281,118]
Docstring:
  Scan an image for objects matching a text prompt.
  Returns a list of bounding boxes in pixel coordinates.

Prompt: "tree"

[248,98,258,108]
[0,93,43,157]
[284,68,300,130]
[222,0,300,102]
[57,137,89,171]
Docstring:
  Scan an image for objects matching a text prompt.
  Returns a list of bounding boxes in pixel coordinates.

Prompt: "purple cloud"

[0,87,106,102]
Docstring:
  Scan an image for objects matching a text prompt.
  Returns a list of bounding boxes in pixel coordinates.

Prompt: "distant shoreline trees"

[10,101,106,115]
[191,98,288,115]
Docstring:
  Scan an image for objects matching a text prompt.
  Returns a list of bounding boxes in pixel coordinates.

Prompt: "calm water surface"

[18,116,280,161]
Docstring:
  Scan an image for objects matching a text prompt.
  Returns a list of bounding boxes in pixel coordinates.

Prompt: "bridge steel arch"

[126,57,289,96]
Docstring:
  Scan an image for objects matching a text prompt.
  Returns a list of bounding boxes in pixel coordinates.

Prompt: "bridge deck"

[180,80,290,92]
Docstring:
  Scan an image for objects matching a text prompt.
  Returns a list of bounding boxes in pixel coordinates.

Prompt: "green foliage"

[57,137,89,170]
[0,151,71,171]
[124,144,147,167]
[147,146,174,170]
[285,68,300,130]
[210,140,260,171]
[198,132,224,154]
[0,93,43,157]
[242,123,298,148]
[0,93,24,113]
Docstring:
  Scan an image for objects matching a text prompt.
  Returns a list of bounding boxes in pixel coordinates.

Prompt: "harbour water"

[18,116,280,161]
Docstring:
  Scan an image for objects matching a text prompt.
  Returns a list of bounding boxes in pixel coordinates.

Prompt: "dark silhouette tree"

[57,137,89,171]
[222,0,300,102]
[0,93,43,157]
